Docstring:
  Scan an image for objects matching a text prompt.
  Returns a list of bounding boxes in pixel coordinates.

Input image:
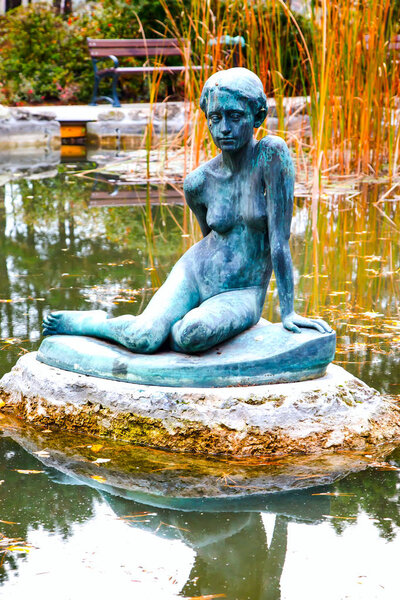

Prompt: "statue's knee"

[123,319,166,353]
[173,318,213,352]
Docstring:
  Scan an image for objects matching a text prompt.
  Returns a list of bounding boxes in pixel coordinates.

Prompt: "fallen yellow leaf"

[7,546,31,553]
[312,493,356,497]
[323,515,357,520]
[90,444,104,453]
[90,475,106,483]
[184,595,226,600]
[0,519,20,525]
[13,470,44,475]
[0,400,5,409]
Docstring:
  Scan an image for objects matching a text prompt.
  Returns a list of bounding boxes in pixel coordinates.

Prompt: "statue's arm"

[264,137,331,334]
[183,169,211,237]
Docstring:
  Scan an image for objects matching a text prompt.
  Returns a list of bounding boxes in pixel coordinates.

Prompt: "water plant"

[159,0,399,184]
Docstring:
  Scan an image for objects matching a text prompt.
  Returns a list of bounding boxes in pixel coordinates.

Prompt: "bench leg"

[89,73,100,106]
[111,73,121,107]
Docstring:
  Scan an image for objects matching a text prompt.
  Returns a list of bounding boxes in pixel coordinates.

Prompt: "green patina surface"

[37,322,335,388]
[41,68,334,385]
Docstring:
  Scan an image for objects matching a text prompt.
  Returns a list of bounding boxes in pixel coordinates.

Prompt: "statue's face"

[206,89,254,152]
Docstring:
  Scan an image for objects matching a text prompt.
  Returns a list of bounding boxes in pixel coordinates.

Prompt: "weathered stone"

[86,105,185,148]
[29,110,57,121]
[0,148,60,178]
[86,121,157,149]
[1,353,399,457]
[10,108,32,120]
[8,108,56,121]
[153,102,183,120]
[0,118,60,152]
[97,109,126,121]
[0,105,11,121]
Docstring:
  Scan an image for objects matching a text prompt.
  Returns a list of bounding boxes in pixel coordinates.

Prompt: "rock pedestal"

[1,352,399,457]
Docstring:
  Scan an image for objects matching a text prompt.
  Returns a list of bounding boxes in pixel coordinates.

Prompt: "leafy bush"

[0,0,186,104]
[0,0,311,105]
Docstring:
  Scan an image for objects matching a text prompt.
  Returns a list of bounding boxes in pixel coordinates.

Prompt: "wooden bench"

[87,38,202,107]
[90,186,184,207]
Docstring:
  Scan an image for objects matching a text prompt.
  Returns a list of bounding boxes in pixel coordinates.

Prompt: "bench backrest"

[87,38,188,59]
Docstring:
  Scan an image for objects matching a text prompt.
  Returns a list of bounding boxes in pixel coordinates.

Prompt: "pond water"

[0,158,399,599]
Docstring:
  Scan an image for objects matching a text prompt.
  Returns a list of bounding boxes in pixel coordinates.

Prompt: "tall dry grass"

[158,0,398,186]
[100,0,398,245]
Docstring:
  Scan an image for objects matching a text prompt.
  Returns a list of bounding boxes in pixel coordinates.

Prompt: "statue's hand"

[282,311,333,334]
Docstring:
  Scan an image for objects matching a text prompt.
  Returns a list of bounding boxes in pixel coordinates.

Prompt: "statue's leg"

[171,287,264,353]
[43,262,200,353]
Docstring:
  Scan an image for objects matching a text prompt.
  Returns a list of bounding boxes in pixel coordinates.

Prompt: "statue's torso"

[183,143,275,301]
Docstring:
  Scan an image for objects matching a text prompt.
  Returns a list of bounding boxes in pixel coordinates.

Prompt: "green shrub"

[0,0,185,104]
[0,0,311,105]
[0,5,72,103]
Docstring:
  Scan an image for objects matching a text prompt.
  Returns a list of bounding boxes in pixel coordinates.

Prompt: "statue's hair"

[200,68,267,118]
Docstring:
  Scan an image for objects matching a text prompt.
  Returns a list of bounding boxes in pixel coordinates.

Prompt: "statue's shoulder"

[184,156,220,201]
[258,134,290,156]
[183,164,207,200]
[257,135,294,175]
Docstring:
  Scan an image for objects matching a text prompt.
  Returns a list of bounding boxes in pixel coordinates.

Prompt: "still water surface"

[0,160,399,599]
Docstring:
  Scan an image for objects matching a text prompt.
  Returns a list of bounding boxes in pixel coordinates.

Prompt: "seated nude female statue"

[43,68,331,353]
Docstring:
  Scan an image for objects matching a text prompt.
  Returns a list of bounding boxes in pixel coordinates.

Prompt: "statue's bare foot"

[43,310,108,337]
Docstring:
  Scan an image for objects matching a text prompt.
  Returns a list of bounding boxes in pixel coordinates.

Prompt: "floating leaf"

[119,513,157,519]
[90,475,107,483]
[13,470,44,475]
[323,515,357,520]
[89,444,104,453]
[364,255,383,263]
[0,520,20,525]
[312,493,356,497]
[184,595,226,599]
[369,461,400,471]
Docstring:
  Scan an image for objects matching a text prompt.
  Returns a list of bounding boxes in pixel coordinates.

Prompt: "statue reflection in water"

[105,494,290,600]
[0,431,332,599]
[102,489,330,600]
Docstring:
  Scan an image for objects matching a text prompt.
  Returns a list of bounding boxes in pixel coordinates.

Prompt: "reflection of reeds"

[292,183,399,392]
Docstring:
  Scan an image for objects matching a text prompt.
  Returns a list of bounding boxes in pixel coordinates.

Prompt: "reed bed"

[158,0,399,183]
[88,0,400,288]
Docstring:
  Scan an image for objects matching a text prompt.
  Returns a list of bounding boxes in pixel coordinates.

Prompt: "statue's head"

[200,68,267,152]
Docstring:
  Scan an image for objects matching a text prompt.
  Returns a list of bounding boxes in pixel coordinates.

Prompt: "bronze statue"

[43,68,332,357]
